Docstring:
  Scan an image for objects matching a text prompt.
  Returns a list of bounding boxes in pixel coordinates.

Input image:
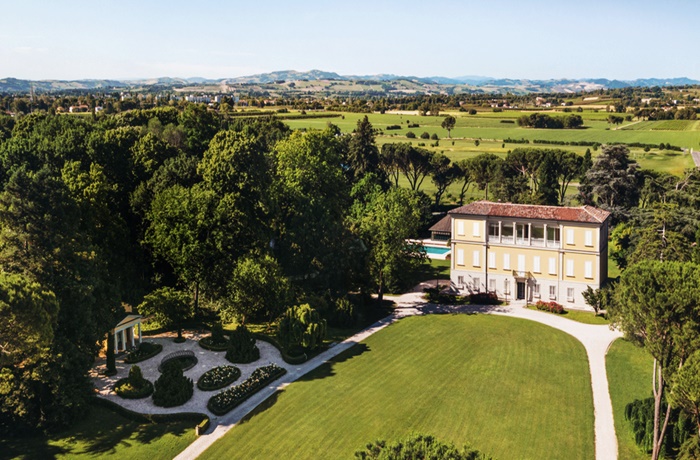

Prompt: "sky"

[1,0,699,81]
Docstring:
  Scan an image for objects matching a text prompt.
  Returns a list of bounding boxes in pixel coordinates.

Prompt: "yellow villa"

[449,201,611,308]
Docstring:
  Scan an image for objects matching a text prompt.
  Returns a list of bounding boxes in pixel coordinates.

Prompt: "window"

[585,261,593,279]
[548,257,557,275]
[566,229,575,245]
[504,279,511,295]
[457,275,464,287]
[489,279,496,292]
[566,259,574,277]
[517,254,525,272]
[549,285,556,300]
[472,250,480,267]
[532,225,545,246]
[567,287,575,302]
[473,222,481,237]
[533,256,541,273]
[473,277,480,292]
[585,230,593,247]
[457,220,465,236]
[516,223,529,243]
[503,253,511,270]
[533,283,541,298]
[502,223,514,243]
[547,227,561,247]
[457,249,465,266]
[488,252,496,269]
[488,223,500,239]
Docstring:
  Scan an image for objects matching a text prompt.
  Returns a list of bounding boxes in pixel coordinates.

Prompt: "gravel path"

[93,284,622,460]
[691,148,700,168]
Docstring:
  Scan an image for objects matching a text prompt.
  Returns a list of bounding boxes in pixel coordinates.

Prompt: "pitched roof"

[448,201,610,224]
[428,215,452,233]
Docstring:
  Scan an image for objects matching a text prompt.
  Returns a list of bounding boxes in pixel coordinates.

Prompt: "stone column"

[121,330,126,352]
[114,330,118,354]
[130,326,135,347]
[138,323,142,345]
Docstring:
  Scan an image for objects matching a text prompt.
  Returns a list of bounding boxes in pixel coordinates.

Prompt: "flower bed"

[199,336,229,352]
[535,300,566,314]
[197,365,241,391]
[114,378,154,399]
[123,342,163,364]
[208,364,287,416]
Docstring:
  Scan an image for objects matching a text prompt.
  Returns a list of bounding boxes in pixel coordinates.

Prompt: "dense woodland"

[1,103,700,458]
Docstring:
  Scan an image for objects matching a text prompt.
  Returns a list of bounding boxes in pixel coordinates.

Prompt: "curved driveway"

[176,289,622,460]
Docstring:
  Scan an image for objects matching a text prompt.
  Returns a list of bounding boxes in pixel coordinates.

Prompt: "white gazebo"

[112,315,143,353]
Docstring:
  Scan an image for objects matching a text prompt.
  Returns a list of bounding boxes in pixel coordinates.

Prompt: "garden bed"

[158,350,198,372]
[113,377,154,399]
[208,364,287,416]
[197,365,241,391]
[199,336,229,352]
[123,342,163,364]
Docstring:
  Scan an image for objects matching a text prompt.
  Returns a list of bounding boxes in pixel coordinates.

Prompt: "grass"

[200,314,594,460]
[526,305,610,325]
[0,403,196,460]
[606,339,654,460]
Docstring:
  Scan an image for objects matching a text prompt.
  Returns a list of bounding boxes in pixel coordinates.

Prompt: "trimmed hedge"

[199,336,229,351]
[152,361,194,407]
[208,364,287,416]
[197,365,241,391]
[123,342,163,364]
[90,397,209,435]
[225,325,260,364]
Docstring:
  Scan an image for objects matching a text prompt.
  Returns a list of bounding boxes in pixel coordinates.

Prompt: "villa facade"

[449,201,611,308]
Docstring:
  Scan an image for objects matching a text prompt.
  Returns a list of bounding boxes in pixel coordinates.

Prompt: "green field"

[620,120,700,131]
[0,403,196,460]
[201,314,594,460]
[606,339,653,460]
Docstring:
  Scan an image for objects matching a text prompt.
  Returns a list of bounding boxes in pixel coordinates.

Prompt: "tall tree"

[430,153,459,206]
[468,153,502,200]
[455,158,474,205]
[611,261,700,460]
[441,115,456,138]
[347,116,381,181]
[137,287,192,341]
[583,144,642,218]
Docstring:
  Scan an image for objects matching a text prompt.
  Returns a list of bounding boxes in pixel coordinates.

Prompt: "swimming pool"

[423,245,451,256]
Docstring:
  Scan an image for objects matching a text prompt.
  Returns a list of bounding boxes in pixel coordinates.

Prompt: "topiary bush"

[124,341,163,363]
[199,322,229,351]
[225,325,260,364]
[152,360,194,407]
[197,365,241,391]
[113,365,154,399]
[328,297,357,328]
[278,304,327,351]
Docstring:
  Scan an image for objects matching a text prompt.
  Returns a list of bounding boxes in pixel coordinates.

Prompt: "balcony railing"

[488,235,560,248]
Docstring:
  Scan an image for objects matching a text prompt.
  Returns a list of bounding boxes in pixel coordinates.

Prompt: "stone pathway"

[93,285,622,460]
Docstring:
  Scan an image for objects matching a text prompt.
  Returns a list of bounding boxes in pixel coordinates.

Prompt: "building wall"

[450,214,608,310]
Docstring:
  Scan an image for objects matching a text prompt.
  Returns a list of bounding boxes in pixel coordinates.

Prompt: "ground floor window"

[533,283,540,298]
[567,287,575,302]
[457,276,464,287]
[504,279,511,295]
[473,277,480,292]
[489,279,496,292]
[549,285,556,300]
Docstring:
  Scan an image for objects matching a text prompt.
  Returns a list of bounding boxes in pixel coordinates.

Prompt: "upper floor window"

[531,225,545,247]
[502,223,514,243]
[516,223,529,243]
[547,227,560,247]
[566,229,575,245]
[488,223,500,239]
[473,222,481,237]
[585,230,593,247]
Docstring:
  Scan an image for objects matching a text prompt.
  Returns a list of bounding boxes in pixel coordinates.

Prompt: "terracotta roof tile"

[448,201,610,224]
[429,215,452,233]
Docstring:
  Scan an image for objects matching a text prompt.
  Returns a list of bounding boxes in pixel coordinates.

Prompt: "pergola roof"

[114,314,142,329]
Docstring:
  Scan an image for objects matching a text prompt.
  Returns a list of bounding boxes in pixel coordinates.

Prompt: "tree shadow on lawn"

[236,389,283,426]
[0,436,68,460]
[297,343,371,383]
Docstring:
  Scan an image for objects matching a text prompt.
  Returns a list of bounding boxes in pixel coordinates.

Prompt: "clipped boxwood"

[225,325,260,364]
[124,342,163,364]
[114,366,153,399]
[153,360,194,407]
[208,364,287,416]
[199,323,228,351]
[197,365,241,391]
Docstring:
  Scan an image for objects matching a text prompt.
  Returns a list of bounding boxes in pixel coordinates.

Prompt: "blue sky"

[1,0,698,80]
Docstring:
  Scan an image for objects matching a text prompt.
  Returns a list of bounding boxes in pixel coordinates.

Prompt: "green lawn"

[0,403,196,460]
[606,339,654,460]
[200,314,594,460]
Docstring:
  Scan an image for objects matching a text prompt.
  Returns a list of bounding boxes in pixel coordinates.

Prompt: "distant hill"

[1,70,699,94]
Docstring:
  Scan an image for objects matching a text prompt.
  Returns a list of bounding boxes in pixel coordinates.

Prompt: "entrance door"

[516,281,526,300]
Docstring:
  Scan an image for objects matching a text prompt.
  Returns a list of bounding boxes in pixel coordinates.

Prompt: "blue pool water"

[423,245,450,255]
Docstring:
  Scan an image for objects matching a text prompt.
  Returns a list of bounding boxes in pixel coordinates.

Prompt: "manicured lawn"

[0,403,196,460]
[200,315,594,460]
[526,305,610,325]
[606,339,653,460]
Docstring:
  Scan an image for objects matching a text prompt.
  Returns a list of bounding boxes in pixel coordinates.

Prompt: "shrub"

[197,365,241,391]
[420,131,430,139]
[225,325,260,364]
[469,292,500,305]
[500,119,515,124]
[199,322,229,351]
[534,300,566,314]
[407,123,419,128]
[624,397,694,455]
[208,364,287,415]
[328,297,357,328]
[468,109,477,115]
[123,342,163,363]
[385,124,402,130]
[152,360,194,407]
[278,304,327,351]
[355,433,491,460]
[406,131,416,139]
[430,133,438,140]
[113,365,154,399]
